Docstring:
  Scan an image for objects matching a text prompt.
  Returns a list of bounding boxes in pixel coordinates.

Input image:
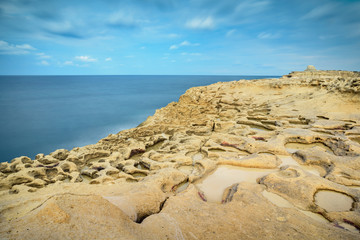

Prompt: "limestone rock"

[27,179,46,188]
[69,172,82,183]
[6,171,34,186]
[10,156,32,164]
[0,180,11,190]
[59,161,78,173]
[34,199,71,224]
[81,167,99,179]
[50,149,69,160]
[66,154,83,165]
[218,153,281,168]
[89,175,114,184]
[9,184,36,194]
[37,155,59,165]
[0,162,11,173]
[35,153,44,160]
[9,156,32,172]
[1,69,360,239]
[82,150,111,162]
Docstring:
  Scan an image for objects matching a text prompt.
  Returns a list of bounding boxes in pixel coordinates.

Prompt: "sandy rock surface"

[1,69,360,239]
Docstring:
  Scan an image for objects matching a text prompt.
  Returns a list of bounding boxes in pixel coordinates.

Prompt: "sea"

[0,75,279,162]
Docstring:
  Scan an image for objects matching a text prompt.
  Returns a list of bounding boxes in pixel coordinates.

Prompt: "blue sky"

[0,0,359,75]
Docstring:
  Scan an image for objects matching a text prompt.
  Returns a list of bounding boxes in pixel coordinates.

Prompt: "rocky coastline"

[1,68,360,239]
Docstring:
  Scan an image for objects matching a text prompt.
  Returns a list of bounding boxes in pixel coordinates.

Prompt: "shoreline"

[0,75,277,162]
[1,69,360,239]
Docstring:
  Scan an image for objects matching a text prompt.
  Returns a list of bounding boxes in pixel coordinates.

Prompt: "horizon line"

[0,73,283,77]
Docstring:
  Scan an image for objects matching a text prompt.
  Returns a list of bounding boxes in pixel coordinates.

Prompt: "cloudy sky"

[0,0,359,75]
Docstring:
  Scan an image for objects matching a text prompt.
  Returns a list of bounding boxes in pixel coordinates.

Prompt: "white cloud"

[108,11,148,28]
[180,41,190,46]
[226,29,237,37]
[0,40,36,55]
[63,60,90,67]
[169,45,178,50]
[105,57,112,61]
[109,12,135,27]
[43,19,84,39]
[234,0,270,15]
[185,16,215,30]
[181,52,202,56]
[40,60,49,66]
[258,32,281,39]
[75,56,97,62]
[167,33,180,38]
[169,40,200,50]
[0,2,22,15]
[16,44,35,50]
[302,3,337,20]
[36,52,51,59]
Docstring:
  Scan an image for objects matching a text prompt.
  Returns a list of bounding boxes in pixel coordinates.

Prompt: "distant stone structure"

[305,65,317,71]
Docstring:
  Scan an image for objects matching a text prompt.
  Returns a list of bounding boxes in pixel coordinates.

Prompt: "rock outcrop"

[0,69,360,239]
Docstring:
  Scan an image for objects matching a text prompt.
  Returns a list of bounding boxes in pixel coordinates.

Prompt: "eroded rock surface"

[1,69,360,239]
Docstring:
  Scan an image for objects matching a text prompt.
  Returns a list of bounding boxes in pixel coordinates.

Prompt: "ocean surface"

[0,75,279,162]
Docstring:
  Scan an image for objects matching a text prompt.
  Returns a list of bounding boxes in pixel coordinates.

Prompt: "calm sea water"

[0,75,278,162]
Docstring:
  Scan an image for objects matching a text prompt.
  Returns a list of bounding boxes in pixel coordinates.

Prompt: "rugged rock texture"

[1,69,360,239]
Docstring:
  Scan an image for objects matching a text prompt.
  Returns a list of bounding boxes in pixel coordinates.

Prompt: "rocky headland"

[1,67,360,239]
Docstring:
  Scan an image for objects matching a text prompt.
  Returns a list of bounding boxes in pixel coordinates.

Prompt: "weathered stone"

[50,149,70,160]
[9,185,35,194]
[53,174,67,182]
[6,171,34,186]
[27,179,46,188]
[69,172,82,183]
[81,167,99,178]
[37,156,59,165]
[82,150,111,162]
[26,168,46,179]
[35,153,44,160]
[0,162,12,173]
[218,153,281,168]
[89,175,114,184]
[34,199,71,224]
[66,154,84,165]
[59,161,78,173]
[10,156,32,164]
[0,180,11,190]
[1,69,360,239]
[9,156,32,172]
